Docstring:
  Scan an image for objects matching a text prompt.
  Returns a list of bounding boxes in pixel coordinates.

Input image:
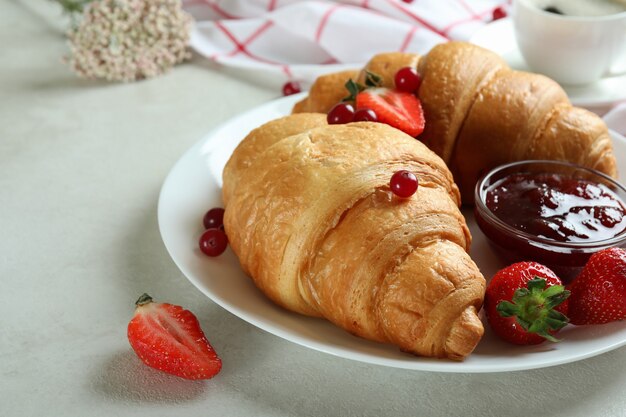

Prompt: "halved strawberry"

[127,294,222,380]
[355,88,425,137]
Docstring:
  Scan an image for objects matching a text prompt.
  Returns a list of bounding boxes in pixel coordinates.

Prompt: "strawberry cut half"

[355,88,425,137]
[127,293,222,380]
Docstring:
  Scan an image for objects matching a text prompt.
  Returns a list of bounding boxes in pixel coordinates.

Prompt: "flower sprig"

[63,0,192,82]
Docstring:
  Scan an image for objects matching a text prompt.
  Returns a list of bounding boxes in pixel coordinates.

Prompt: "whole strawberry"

[568,247,626,325]
[485,262,570,345]
[127,293,222,380]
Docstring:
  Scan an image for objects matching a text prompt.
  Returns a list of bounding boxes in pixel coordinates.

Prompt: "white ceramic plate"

[469,18,626,109]
[158,93,626,373]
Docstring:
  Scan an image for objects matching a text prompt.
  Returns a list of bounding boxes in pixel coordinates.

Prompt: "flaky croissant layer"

[293,41,618,203]
[223,115,486,360]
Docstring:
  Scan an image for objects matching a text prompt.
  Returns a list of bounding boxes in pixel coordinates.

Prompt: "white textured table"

[2,1,626,416]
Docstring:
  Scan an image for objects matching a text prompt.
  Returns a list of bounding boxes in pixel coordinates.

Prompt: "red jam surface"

[485,173,626,242]
[476,171,626,281]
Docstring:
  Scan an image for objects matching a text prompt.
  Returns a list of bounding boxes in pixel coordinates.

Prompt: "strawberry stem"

[342,79,365,102]
[496,277,570,342]
[342,71,383,102]
[135,293,154,306]
[363,70,382,88]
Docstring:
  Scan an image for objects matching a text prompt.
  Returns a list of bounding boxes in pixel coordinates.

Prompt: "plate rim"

[158,93,626,373]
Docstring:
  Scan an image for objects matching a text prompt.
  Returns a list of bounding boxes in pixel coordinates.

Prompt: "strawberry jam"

[486,173,626,243]
[475,161,626,281]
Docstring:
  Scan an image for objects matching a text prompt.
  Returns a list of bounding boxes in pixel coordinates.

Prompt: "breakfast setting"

[3,0,626,416]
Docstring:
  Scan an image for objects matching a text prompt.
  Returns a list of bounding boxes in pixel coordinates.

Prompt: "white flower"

[67,0,192,82]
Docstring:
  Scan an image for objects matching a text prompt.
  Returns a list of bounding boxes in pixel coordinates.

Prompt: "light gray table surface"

[2,1,626,416]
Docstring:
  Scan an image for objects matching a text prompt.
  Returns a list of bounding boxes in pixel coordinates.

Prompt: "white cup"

[512,0,626,85]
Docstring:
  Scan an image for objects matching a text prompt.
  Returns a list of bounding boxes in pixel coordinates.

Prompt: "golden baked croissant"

[222,114,486,360]
[293,42,618,203]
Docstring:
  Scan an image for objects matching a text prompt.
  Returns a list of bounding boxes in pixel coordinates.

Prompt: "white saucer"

[469,18,626,109]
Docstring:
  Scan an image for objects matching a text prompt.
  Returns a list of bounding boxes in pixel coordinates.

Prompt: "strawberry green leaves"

[342,71,382,102]
[496,277,570,343]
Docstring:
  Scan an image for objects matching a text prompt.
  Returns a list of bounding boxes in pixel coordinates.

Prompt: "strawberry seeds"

[127,293,222,380]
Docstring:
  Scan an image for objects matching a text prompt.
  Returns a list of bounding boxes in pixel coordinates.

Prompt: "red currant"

[353,108,378,122]
[492,6,507,21]
[203,207,225,230]
[199,229,228,257]
[390,170,418,198]
[394,67,421,93]
[327,102,355,124]
[282,81,301,96]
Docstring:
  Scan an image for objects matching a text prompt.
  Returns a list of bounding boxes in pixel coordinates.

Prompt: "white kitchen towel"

[184,0,510,88]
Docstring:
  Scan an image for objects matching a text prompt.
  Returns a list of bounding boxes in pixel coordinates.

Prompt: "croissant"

[222,114,486,360]
[293,42,618,203]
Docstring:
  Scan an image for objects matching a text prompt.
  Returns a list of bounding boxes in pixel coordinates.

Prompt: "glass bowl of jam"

[474,160,626,281]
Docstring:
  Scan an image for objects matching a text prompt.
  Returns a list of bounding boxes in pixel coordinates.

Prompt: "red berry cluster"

[199,207,228,257]
[327,103,379,125]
